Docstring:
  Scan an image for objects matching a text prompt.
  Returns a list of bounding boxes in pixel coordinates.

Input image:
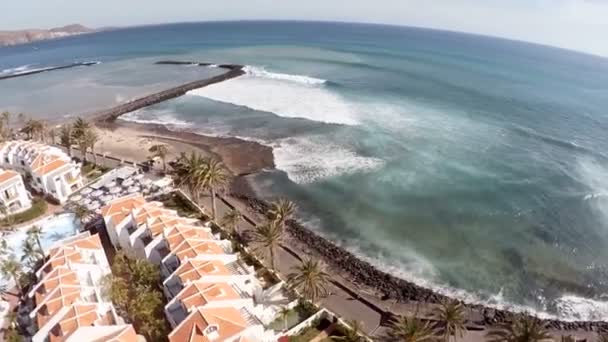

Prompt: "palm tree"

[149,144,170,172]
[21,237,43,267]
[72,204,93,228]
[287,258,331,304]
[433,300,466,342]
[0,239,12,257]
[278,307,291,331]
[84,128,99,165]
[220,209,242,236]
[71,117,91,162]
[268,198,296,231]
[47,126,57,145]
[59,124,73,156]
[1,257,23,294]
[252,222,282,269]
[21,119,35,140]
[332,320,365,341]
[389,315,438,342]
[26,225,44,253]
[486,314,551,342]
[1,111,10,139]
[201,157,229,220]
[175,151,207,202]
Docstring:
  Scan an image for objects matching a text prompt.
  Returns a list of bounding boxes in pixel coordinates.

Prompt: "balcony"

[66,176,79,185]
[239,307,262,327]
[126,225,138,235]
[226,261,251,276]
[141,234,153,246]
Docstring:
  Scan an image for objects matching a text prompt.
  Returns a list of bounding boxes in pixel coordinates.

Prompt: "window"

[204,325,219,337]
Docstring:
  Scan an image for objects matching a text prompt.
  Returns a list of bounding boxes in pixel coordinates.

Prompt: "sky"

[3,0,608,56]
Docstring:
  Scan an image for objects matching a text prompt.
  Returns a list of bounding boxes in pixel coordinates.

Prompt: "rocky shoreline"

[88,59,607,332]
[233,193,608,332]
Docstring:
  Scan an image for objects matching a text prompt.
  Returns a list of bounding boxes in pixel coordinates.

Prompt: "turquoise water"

[0,214,80,285]
[2,22,608,319]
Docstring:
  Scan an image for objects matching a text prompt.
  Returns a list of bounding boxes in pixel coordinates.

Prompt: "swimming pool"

[0,213,80,286]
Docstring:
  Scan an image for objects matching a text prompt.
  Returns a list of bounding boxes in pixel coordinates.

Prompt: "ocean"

[2,21,608,320]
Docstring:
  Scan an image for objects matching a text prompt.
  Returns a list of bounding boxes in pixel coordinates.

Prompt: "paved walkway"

[196,193,384,337]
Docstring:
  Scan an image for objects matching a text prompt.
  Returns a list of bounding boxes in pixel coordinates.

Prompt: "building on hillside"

[26,232,145,342]
[0,140,84,203]
[0,168,32,216]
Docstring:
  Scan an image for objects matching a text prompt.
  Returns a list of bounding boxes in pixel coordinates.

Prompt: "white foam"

[272,136,384,184]
[554,295,608,321]
[120,110,192,127]
[243,65,327,85]
[188,67,358,125]
[1,64,31,74]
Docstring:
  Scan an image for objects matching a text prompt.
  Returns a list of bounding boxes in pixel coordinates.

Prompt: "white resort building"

[0,140,84,204]
[27,231,145,342]
[100,194,280,342]
[0,168,32,216]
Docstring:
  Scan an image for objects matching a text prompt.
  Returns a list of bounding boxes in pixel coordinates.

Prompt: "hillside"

[0,24,94,46]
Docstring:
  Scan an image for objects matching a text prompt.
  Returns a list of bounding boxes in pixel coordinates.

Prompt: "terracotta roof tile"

[0,169,20,184]
[175,282,240,310]
[168,307,248,342]
[173,260,231,284]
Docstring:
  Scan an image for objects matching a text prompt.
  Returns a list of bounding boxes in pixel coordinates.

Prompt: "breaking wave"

[188,66,358,125]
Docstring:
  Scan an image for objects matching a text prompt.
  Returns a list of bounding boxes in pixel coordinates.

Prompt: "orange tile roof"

[0,169,19,184]
[31,153,60,170]
[42,234,104,274]
[33,267,80,305]
[175,282,241,310]
[168,307,248,342]
[36,286,82,328]
[148,216,190,237]
[101,195,146,227]
[173,260,232,284]
[48,303,100,342]
[165,225,214,247]
[90,325,139,342]
[34,158,68,176]
[171,240,226,262]
[41,249,83,275]
[47,234,103,257]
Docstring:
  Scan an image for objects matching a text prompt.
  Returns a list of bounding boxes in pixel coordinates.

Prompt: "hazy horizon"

[2,0,608,57]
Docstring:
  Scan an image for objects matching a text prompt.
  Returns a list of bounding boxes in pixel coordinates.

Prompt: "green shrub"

[0,198,48,227]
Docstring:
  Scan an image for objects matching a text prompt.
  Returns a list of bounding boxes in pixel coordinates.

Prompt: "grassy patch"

[154,192,203,218]
[288,317,325,342]
[82,162,110,178]
[0,198,48,228]
[269,302,318,332]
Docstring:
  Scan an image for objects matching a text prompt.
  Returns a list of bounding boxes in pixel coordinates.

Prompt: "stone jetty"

[0,61,99,80]
[93,61,245,123]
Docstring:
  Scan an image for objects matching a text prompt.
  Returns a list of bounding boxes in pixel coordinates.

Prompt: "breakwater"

[233,193,608,332]
[0,61,99,80]
[93,61,245,123]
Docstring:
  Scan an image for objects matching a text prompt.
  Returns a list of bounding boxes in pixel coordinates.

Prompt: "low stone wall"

[233,193,608,333]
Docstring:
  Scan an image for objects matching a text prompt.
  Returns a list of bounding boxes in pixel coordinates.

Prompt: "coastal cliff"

[0,24,94,46]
